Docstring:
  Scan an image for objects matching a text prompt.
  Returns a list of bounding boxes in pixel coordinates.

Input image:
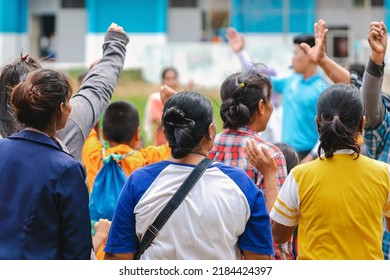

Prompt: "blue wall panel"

[87,0,167,33]
[289,0,316,33]
[385,0,390,26]
[0,0,27,33]
[230,0,315,33]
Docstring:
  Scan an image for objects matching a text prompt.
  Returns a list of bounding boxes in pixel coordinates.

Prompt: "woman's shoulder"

[255,138,285,158]
[211,161,253,181]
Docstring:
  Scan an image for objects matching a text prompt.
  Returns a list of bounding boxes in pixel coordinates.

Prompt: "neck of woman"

[171,148,208,165]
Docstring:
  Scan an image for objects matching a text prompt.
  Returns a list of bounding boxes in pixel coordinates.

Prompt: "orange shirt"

[82,130,171,193]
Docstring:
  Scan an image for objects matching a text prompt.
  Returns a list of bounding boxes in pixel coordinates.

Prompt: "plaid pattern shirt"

[209,127,293,260]
[365,94,390,260]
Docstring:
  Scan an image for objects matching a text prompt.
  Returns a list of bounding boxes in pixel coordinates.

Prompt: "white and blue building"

[0,0,388,85]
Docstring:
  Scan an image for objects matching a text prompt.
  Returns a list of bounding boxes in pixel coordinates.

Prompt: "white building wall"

[139,34,294,87]
[85,33,167,69]
[317,0,384,37]
[28,0,86,66]
[168,8,202,42]
[0,34,29,65]
[57,9,86,65]
[29,0,59,13]
[317,0,385,64]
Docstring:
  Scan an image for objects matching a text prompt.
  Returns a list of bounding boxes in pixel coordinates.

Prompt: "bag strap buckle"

[148,224,159,236]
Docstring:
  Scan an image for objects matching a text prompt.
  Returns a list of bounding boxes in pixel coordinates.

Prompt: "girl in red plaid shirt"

[209,71,294,260]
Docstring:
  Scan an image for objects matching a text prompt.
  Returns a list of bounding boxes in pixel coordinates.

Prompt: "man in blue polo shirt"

[226,28,330,162]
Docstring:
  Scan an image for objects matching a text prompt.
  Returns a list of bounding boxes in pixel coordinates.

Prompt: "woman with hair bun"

[270,84,390,259]
[0,68,92,259]
[104,91,274,260]
[209,71,293,260]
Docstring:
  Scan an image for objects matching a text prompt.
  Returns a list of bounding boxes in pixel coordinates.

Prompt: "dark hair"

[0,54,42,136]
[293,34,315,48]
[275,143,300,174]
[163,91,213,159]
[11,68,72,131]
[103,101,139,143]
[348,63,365,78]
[161,67,178,80]
[220,72,272,129]
[317,83,364,159]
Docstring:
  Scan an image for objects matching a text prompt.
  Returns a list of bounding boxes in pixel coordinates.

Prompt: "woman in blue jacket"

[0,68,92,259]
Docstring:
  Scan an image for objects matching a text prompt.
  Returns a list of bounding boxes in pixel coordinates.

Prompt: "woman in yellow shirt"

[269,84,390,259]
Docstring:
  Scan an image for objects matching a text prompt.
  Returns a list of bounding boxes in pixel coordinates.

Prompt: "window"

[353,0,383,7]
[372,0,384,6]
[61,0,85,8]
[169,0,197,7]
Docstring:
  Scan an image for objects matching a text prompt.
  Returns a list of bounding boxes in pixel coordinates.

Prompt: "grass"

[68,69,223,147]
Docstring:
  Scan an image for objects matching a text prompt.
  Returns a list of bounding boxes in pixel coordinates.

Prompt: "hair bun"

[163,107,195,128]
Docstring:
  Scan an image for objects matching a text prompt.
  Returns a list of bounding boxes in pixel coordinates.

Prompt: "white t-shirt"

[105,160,274,259]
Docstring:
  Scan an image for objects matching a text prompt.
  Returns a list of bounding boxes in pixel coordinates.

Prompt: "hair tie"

[239,82,245,88]
[165,117,195,128]
[20,54,30,64]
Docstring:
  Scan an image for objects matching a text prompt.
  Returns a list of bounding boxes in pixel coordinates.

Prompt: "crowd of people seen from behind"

[0,19,389,260]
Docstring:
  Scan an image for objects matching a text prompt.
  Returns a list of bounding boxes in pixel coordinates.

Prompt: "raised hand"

[160,85,177,105]
[107,22,125,34]
[245,139,278,212]
[226,27,245,53]
[368,21,387,65]
[300,19,328,64]
[244,140,277,177]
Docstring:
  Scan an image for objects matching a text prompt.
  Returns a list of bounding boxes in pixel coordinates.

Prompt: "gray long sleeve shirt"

[56,30,129,160]
[361,58,385,129]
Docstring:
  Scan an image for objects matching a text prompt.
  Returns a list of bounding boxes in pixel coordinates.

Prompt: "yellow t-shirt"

[270,150,390,260]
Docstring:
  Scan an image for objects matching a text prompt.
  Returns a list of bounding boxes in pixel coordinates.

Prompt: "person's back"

[0,69,91,259]
[270,84,390,259]
[291,152,388,259]
[83,101,171,258]
[104,91,274,260]
[82,101,170,192]
[122,159,271,259]
[210,72,287,186]
[209,72,292,260]
[273,71,329,157]
[0,132,89,259]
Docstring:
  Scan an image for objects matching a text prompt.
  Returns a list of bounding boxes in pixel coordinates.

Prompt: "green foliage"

[118,69,145,83]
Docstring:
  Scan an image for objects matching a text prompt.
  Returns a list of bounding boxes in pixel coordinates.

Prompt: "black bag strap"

[135,157,213,260]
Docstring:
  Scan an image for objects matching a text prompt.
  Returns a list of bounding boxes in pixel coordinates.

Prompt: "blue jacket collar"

[8,130,72,157]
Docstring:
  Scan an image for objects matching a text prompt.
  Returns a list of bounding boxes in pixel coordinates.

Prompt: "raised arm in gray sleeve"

[57,30,129,160]
[362,58,385,129]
